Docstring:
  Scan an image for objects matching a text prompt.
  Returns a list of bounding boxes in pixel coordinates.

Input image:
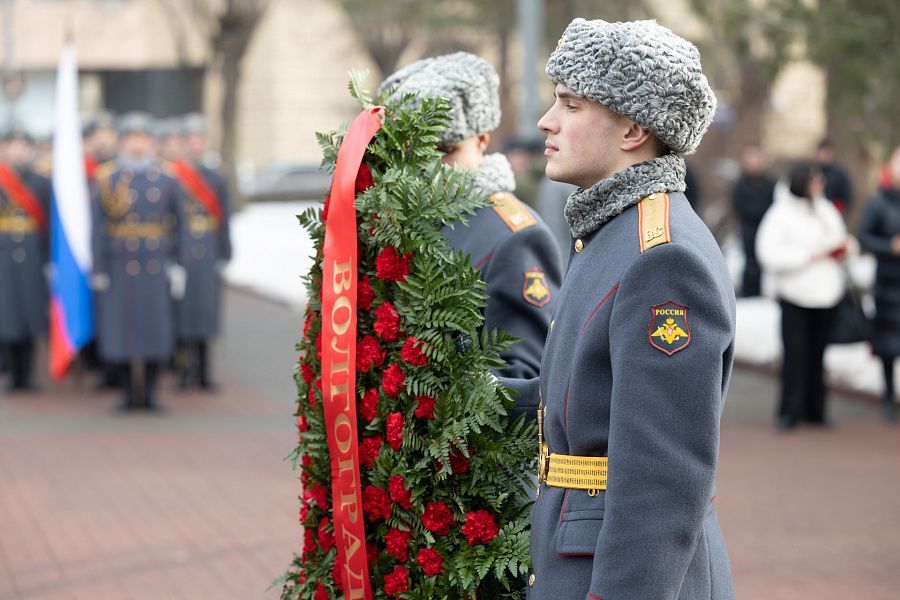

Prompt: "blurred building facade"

[0,0,825,174]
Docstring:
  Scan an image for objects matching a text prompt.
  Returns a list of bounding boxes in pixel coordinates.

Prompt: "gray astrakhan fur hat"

[546,18,717,155]
[378,52,501,143]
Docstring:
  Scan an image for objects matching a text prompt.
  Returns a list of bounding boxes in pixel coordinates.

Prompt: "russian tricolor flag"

[49,44,93,380]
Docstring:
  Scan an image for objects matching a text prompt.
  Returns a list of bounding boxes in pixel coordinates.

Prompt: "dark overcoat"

[174,164,232,341]
[0,167,50,341]
[858,188,900,357]
[91,160,185,362]
[507,192,736,600]
[443,191,562,379]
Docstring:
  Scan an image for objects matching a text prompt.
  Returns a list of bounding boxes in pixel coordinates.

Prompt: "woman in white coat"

[757,161,849,430]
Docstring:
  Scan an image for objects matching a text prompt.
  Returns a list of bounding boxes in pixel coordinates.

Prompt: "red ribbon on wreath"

[321,106,384,599]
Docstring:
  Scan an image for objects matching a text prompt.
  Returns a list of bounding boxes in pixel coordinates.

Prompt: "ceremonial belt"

[107,222,168,238]
[0,214,39,234]
[544,453,608,491]
[538,396,607,493]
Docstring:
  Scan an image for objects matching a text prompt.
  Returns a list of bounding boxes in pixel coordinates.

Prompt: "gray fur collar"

[564,154,686,238]
[473,153,516,197]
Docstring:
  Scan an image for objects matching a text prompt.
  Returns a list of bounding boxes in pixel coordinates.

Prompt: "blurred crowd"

[0,111,231,412]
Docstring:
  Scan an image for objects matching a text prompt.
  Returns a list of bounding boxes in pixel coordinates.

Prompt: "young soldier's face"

[538,84,629,189]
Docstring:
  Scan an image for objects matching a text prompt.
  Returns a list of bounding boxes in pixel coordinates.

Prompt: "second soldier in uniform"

[378,52,562,379]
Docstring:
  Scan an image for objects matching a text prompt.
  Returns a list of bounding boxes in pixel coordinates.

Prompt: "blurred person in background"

[815,138,854,216]
[857,146,900,423]
[91,112,187,412]
[155,117,185,163]
[378,52,562,380]
[169,113,231,391]
[757,161,849,430]
[683,162,702,213]
[0,127,50,391]
[731,144,775,297]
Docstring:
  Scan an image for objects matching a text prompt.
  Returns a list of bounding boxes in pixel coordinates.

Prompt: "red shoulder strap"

[0,164,47,231]
[172,160,224,223]
[84,155,99,183]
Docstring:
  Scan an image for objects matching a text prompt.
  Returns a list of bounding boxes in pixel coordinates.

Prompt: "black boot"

[198,341,217,391]
[115,364,135,413]
[8,340,36,391]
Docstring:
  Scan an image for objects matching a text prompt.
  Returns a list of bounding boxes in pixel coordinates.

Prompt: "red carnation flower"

[362,485,392,521]
[414,395,436,420]
[296,415,309,433]
[449,447,470,474]
[315,332,322,360]
[303,311,315,339]
[422,501,454,536]
[375,246,412,282]
[382,363,406,398]
[309,483,329,509]
[355,163,375,194]
[359,388,379,422]
[332,554,344,592]
[307,387,317,407]
[383,565,408,596]
[301,361,315,385]
[400,336,429,366]
[358,275,375,311]
[384,527,412,562]
[299,503,310,523]
[367,542,380,565]
[359,435,383,468]
[317,517,335,553]
[461,509,499,545]
[322,196,331,223]
[416,548,444,577]
[386,413,405,451]
[356,335,386,372]
[302,528,317,563]
[314,582,329,600]
[373,301,401,341]
[388,475,412,510]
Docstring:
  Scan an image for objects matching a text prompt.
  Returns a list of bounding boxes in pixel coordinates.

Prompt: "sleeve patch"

[523,268,551,307]
[648,301,691,355]
[491,192,537,232]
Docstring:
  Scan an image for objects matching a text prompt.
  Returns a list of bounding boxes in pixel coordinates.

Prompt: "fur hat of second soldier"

[546,18,717,155]
[378,52,500,143]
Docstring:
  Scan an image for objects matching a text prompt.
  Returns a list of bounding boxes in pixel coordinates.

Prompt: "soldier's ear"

[477,133,491,153]
[620,121,653,153]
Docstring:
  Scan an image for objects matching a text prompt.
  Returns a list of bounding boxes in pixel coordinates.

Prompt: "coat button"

[528,573,536,587]
[574,238,584,252]
[126,260,141,276]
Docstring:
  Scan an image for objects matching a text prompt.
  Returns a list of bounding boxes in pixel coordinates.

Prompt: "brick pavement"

[1,288,899,599]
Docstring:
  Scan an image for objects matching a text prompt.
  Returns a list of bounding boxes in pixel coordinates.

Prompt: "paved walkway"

[1,288,899,599]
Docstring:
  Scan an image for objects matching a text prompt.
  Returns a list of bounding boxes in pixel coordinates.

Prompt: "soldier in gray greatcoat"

[170,113,231,390]
[378,53,562,379]
[91,112,187,411]
[503,19,737,599]
[0,127,50,391]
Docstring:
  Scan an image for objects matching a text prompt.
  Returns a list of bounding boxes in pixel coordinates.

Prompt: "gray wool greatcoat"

[506,192,736,600]
[443,192,562,379]
[0,166,50,342]
[174,164,232,342]
[91,160,185,363]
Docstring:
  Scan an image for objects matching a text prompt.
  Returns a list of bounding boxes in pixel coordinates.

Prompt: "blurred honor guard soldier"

[169,113,231,390]
[0,127,51,391]
[379,53,562,378]
[91,112,187,411]
[513,19,736,599]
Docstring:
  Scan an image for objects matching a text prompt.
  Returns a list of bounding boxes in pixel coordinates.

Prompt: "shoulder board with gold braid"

[637,192,672,253]
[490,192,537,233]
